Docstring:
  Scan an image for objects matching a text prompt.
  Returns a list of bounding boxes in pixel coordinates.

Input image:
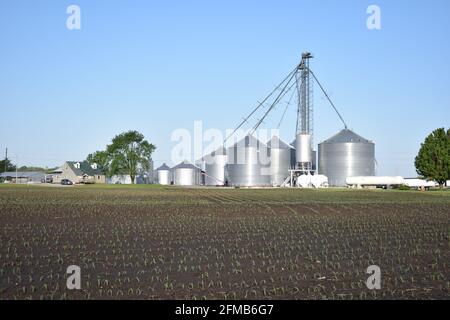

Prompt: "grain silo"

[291,138,317,171]
[227,135,271,187]
[156,163,171,185]
[171,160,201,186]
[204,147,227,186]
[267,136,294,186]
[318,129,375,186]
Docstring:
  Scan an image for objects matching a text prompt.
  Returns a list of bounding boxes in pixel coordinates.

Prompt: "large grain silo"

[227,135,271,187]
[267,136,294,186]
[156,163,171,185]
[171,160,201,186]
[204,147,227,186]
[318,129,375,186]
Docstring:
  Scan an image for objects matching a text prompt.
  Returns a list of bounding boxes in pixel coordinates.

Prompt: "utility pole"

[4,148,7,173]
[16,155,18,184]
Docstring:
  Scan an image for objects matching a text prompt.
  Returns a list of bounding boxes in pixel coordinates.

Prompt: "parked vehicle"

[61,179,73,185]
[41,177,53,184]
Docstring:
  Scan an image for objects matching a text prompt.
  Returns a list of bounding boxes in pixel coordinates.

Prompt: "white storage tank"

[346,176,404,187]
[319,129,375,187]
[171,160,201,186]
[291,138,316,170]
[295,133,312,164]
[297,174,329,188]
[403,178,438,189]
[156,163,171,185]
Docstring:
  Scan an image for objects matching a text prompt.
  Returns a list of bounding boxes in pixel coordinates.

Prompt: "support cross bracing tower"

[296,52,313,135]
[295,52,314,171]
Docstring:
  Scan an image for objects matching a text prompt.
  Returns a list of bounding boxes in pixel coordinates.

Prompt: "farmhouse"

[53,161,106,184]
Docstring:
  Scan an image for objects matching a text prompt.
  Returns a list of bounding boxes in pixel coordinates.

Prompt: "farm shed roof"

[0,171,46,179]
[66,161,104,176]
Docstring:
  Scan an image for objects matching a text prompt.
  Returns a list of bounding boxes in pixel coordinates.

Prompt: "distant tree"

[106,131,156,184]
[0,158,16,173]
[415,128,450,188]
[18,166,57,172]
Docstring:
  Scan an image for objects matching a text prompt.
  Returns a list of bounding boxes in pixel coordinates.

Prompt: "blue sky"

[0,0,449,176]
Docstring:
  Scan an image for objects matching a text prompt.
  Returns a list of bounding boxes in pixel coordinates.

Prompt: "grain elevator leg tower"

[295,52,314,172]
[288,53,316,187]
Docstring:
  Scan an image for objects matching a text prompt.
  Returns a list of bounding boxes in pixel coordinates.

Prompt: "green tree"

[86,131,156,183]
[415,128,450,187]
[0,158,16,173]
[106,131,156,184]
[86,151,113,177]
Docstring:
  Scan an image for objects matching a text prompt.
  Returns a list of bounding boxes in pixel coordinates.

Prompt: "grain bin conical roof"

[172,160,201,170]
[156,163,171,171]
[230,135,267,149]
[267,136,294,149]
[321,129,372,144]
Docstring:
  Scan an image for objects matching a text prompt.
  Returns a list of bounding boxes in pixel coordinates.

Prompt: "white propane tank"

[403,179,438,188]
[296,174,328,188]
[346,176,404,187]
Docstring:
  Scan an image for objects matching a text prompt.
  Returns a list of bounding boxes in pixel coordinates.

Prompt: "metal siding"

[227,143,271,187]
[157,170,171,185]
[295,133,312,163]
[269,148,292,186]
[318,142,375,187]
[172,168,200,186]
[204,154,227,186]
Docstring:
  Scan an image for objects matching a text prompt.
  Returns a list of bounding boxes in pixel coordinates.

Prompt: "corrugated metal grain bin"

[318,129,375,187]
[171,161,201,186]
[227,135,271,187]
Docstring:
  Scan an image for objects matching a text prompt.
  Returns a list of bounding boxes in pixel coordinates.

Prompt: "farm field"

[0,184,449,300]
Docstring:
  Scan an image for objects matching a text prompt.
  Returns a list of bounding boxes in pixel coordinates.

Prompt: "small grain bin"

[171,160,201,186]
[156,163,171,185]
